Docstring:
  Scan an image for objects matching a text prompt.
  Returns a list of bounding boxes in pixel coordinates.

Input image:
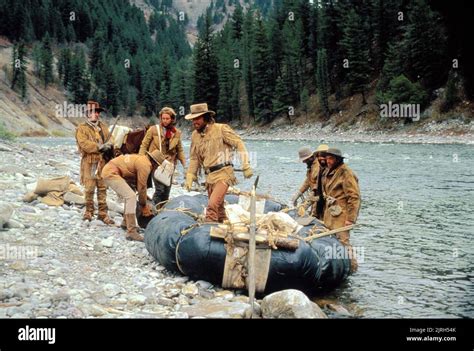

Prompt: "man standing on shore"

[139,107,186,206]
[184,103,253,223]
[322,148,361,272]
[75,101,115,225]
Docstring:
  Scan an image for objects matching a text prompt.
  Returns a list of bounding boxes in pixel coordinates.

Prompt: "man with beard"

[184,103,253,223]
[323,148,361,272]
[291,144,329,219]
[312,144,329,219]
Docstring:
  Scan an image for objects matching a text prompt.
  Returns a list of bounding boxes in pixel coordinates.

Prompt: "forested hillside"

[0,0,472,135]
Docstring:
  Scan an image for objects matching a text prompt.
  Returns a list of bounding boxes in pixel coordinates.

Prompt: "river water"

[23,137,474,318]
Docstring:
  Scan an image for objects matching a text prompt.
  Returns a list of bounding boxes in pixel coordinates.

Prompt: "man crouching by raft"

[75,101,115,225]
[184,103,253,223]
[322,148,361,272]
[101,150,164,241]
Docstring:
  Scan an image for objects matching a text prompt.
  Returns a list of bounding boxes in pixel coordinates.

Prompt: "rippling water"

[237,140,474,318]
[25,137,474,318]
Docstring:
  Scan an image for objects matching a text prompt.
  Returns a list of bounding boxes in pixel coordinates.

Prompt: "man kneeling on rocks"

[101,150,164,241]
[75,101,115,225]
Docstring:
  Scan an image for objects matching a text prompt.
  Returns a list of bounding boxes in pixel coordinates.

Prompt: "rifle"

[101,115,121,163]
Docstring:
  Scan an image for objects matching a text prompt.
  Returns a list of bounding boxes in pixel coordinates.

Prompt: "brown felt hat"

[184,103,216,120]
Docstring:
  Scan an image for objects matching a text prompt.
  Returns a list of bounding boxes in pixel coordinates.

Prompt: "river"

[22,137,474,318]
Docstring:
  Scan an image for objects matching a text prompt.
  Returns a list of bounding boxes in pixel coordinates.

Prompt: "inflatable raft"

[144,194,351,295]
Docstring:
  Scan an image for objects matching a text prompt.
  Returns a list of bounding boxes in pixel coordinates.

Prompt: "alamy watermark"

[55,102,89,118]
[380,101,420,122]
[216,150,258,169]
[324,244,365,263]
[0,244,38,260]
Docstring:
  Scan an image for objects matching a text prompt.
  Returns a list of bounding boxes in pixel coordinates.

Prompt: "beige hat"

[298,146,314,162]
[184,103,216,120]
[325,148,344,158]
[315,144,329,154]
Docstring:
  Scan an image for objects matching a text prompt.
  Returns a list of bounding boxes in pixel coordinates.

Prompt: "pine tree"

[65,23,76,42]
[217,47,233,121]
[90,30,105,71]
[401,0,448,89]
[242,9,255,119]
[231,3,244,41]
[67,49,90,104]
[127,86,138,116]
[31,43,41,76]
[272,75,289,118]
[143,78,156,117]
[282,19,304,105]
[160,55,171,104]
[169,59,192,115]
[159,81,169,107]
[300,87,309,115]
[39,32,54,88]
[58,47,72,88]
[320,0,346,99]
[376,41,403,103]
[316,48,330,117]
[252,16,273,123]
[193,13,219,111]
[268,19,283,83]
[103,61,119,116]
[11,41,28,100]
[371,0,402,70]
[340,9,370,103]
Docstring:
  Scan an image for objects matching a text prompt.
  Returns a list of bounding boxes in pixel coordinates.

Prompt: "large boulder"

[261,289,328,319]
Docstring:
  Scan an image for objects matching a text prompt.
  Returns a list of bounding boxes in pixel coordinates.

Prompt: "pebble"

[101,237,114,248]
[128,294,147,306]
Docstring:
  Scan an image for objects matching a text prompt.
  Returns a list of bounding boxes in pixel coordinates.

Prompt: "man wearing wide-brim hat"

[292,144,329,219]
[184,103,253,223]
[322,147,361,272]
[75,101,115,225]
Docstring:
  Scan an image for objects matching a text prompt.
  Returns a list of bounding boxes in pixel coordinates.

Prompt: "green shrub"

[0,122,16,141]
[381,74,428,106]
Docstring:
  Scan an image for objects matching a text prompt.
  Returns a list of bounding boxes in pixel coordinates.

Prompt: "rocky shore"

[235,118,474,144]
[0,139,334,319]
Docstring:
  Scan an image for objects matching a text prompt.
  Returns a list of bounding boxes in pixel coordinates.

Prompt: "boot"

[120,216,127,229]
[98,215,115,225]
[83,186,95,221]
[83,211,93,221]
[124,213,144,242]
[97,182,115,224]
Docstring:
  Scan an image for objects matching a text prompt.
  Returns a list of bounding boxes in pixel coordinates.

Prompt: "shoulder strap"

[155,124,162,153]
